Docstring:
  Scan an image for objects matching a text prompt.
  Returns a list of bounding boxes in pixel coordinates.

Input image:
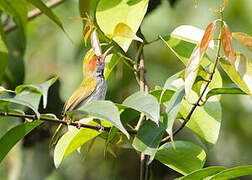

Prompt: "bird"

[50,30,113,147]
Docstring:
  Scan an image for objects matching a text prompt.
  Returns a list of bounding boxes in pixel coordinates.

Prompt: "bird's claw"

[97,124,104,132]
[75,121,82,129]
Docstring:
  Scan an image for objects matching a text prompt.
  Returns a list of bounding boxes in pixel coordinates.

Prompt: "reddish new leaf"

[232,32,252,52]
[200,22,216,56]
[75,17,93,45]
[91,30,102,56]
[222,0,229,10]
[185,22,216,95]
[221,23,235,65]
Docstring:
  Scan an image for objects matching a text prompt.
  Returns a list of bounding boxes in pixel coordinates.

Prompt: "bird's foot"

[97,124,105,132]
[75,121,82,129]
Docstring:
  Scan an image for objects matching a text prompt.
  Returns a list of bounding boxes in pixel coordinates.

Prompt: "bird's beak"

[102,46,113,60]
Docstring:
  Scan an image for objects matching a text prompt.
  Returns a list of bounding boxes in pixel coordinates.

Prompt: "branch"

[161,13,224,144]
[4,0,65,33]
[0,111,137,134]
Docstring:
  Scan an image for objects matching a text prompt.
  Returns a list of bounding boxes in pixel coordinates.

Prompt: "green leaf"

[96,0,148,52]
[150,89,175,104]
[179,90,222,149]
[0,90,41,118]
[0,12,8,82]
[165,87,185,146]
[160,71,183,102]
[0,0,27,52]
[15,76,58,108]
[54,127,79,168]
[210,165,252,180]
[71,100,130,139]
[220,57,251,94]
[205,87,248,101]
[0,120,43,163]
[104,54,120,80]
[28,0,67,36]
[122,91,160,125]
[177,166,226,180]
[155,141,206,175]
[132,119,166,161]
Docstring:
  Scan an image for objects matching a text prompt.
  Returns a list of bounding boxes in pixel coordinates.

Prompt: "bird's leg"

[75,121,82,129]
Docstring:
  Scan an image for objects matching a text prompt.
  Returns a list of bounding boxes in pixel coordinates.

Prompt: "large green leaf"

[0,120,43,163]
[220,55,252,94]
[179,90,222,149]
[0,12,8,82]
[0,0,27,52]
[155,141,206,175]
[0,90,41,118]
[132,119,165,161]
[28,0,66,34]
[122,91,160,125]
[96,0,148,52]
[71,100,129,139]
[205,87,248,102]
[165,87,185,145]
[15,76,58,108]
[210,165,252,180]
[54,125,100,168]
[177,166,226,180]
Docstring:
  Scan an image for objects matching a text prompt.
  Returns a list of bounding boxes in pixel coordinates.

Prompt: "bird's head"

[85,46,113,75]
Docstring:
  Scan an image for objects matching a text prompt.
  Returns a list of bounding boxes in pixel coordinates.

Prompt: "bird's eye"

[96,58,101,62]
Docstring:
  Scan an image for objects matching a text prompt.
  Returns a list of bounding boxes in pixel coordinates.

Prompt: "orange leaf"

[91,30,102,56]
[221,23,235,65]
[199,22,216,57]
[185,22,216,95]
[232,32,252,52]
[222,0,229,10]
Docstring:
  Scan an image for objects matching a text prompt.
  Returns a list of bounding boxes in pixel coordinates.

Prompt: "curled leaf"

[232,32,252,52]
[106,23,143,42]
[221,23,235,65]
[75,16,93,46]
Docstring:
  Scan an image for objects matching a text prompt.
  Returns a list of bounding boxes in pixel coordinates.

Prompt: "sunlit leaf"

[205,87,248,102]
[210,165,252,180]
[70,100,130,139]
[96,0,148,52]
[232,32,252,52]
[177,166,226,180]
[0,13,8,82]
[160,71,183,102]
[221,23,235,65]
[179,90,222,149]
[0,120,43,163]
[106,23,143,42]
[122,91,160,125]
[91,30,102,56]
[194,0,198,8]
[0,86,14,94]
[0,0,27,52]
[220,56,252,94]
[155,141,206,175]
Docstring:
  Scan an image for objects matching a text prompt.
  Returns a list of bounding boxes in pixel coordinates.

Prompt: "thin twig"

[161,12,224,144]
[0,112,137,134]
[4,0,65,33]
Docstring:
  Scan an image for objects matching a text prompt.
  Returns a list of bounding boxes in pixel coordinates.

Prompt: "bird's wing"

[63,77,97,112]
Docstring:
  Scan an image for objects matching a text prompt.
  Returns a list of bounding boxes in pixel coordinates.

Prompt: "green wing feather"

[49,76,96,148]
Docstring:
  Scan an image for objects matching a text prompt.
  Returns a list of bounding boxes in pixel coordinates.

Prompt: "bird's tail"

[49,123,64,148]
